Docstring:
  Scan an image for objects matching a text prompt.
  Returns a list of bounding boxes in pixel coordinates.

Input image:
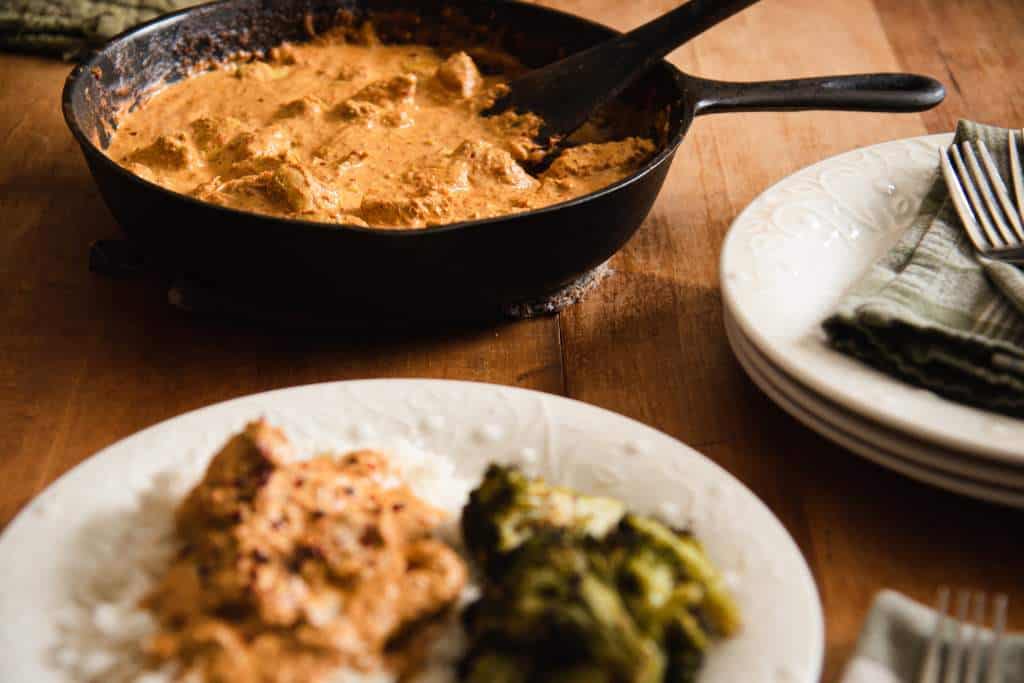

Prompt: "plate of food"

[0,380,822,682]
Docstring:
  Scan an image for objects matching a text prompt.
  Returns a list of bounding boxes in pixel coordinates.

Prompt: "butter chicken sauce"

[106,24,656,229]
[143,420,467,682]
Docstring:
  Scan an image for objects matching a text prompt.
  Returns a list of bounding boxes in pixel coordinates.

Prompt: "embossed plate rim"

[722,133,1024,464]
[0,379,823,683]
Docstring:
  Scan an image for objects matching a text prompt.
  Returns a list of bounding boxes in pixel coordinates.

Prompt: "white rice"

[52,436,476,683]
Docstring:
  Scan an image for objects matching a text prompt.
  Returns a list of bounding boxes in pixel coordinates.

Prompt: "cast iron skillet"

[62,0,945,325]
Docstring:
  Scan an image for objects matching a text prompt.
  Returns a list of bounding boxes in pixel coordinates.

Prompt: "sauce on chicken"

[142,420,467,682]
[106,25,656,229]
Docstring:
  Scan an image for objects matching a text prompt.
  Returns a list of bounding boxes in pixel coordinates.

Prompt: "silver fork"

[941,132,1024,264]
[917,587,1009,683]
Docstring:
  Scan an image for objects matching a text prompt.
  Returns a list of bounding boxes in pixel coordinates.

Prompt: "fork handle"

[981,246,1024,264]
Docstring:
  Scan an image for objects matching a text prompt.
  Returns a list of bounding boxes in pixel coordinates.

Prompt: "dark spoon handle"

[603,0,762,67]
[493,0,761,138]
[688,73,946,115]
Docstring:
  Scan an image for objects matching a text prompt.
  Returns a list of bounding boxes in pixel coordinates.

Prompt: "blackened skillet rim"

[61,0,690,239]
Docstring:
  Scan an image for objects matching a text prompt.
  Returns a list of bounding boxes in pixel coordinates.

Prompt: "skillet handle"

[688,73,945,115]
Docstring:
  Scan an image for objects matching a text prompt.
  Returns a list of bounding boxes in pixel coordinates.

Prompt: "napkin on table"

[0,0,205,59]
[841,590,1022,683]
[824,121,1024,418]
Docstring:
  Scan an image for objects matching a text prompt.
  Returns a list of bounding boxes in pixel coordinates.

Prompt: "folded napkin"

[0,0,205,59]
[841,591,1023,683]
[824,121,1024,418]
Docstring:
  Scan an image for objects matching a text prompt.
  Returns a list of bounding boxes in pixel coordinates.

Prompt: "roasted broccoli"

[462,464,626,575]
[463,530,665,683]
[460,465,741,683]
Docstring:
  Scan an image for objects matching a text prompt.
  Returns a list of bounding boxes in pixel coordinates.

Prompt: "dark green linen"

[0,0,205,59]
[824,121,1024,417]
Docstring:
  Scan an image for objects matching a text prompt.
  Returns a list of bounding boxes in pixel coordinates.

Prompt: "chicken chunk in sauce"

[142,420,467,683]
[107,27,656,229]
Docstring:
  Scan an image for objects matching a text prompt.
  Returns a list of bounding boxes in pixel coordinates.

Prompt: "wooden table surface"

[3,0,1023,679]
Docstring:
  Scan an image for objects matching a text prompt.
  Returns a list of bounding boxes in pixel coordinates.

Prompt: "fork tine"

[976,140,1024,243]
[942,149,994,254]
[963,592,986,683]
[948,144,1006,249]
[918,587,950,683]
[962,142,1016,246]
[941,590,971,683]
[1010,130,1024,215]
[984,594,1008,683]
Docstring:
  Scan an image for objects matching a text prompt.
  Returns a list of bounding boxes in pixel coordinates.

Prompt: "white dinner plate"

[721,133,1024,465]
[0,380,823,683]
[724,315,1024,509]
[724,308,1024,490]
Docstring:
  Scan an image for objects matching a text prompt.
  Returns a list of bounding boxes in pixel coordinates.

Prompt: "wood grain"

[552,0,1024,679]
[2,2,1023,681]
[0,53,563,524]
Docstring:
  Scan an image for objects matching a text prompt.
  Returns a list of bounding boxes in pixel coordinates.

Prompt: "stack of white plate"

[721,133,1024,508]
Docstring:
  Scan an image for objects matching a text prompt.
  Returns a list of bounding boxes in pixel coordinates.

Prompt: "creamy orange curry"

[107,27,656,229]
[143,420,466,682]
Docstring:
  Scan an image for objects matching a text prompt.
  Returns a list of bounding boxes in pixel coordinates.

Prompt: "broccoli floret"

[616,514,742,638]
[463,530,665,683]
[462,651,530,683]
[460,467,740,683]
[462,465,625,575]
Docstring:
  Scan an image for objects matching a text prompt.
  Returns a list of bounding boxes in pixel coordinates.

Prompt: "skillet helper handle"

[689,73,946,115]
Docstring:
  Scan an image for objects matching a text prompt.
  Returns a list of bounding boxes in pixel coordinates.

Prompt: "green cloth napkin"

[823,121,1024,417]
[841,591,1023,683]
[0,0,206,59]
